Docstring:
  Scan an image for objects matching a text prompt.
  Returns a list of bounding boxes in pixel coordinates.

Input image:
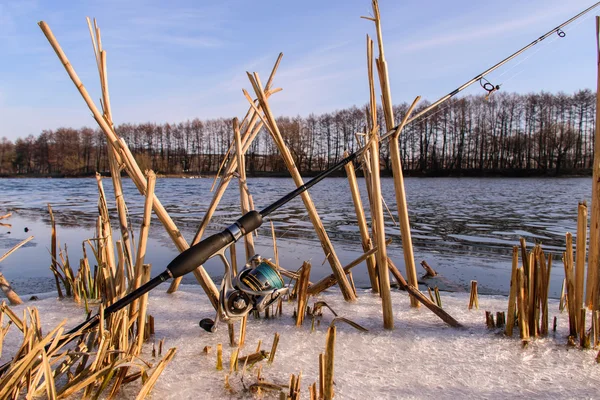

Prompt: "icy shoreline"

[2,284,599,399]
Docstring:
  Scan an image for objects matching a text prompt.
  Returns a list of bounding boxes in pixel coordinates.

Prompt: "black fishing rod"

[0,150,364,377]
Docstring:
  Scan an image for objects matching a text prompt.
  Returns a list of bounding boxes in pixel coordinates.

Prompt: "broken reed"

[505,240,552,340]
[0,302,174,398]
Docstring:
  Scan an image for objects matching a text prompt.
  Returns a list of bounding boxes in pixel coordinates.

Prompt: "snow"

[2,285,600,399]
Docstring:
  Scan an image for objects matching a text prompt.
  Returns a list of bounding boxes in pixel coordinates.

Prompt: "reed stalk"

[588,17,600,310]
[267,332,280,365]
[234,118,255,258]
[575,202,587,318]
[134,264,151,355]
[87,17,134,280]
[216,343,223,371]
[564,233,578,336]
[364,36,393,327]
[47,204,63,298]
[343,150,379,292]
[420,260,438,278]
[505,246,519,336]
[130,171,156,315]
[388,96,420,307]
[388,258,462,327]
[296,262,311,326]
[469,281,479,310]
[516,267,529,340]
[0,274,22,306]
[308,240,389,295]
[135,348,176,400]
[245,71,356,302]
[324,325,336,400]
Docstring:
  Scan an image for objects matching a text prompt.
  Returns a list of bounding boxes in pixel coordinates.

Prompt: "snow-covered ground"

[2,284,600,399]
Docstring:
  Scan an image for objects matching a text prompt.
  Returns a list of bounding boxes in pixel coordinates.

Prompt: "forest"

[0,89,596,177]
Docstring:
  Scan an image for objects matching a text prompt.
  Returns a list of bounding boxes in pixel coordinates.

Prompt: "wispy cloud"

[395,5,577,54]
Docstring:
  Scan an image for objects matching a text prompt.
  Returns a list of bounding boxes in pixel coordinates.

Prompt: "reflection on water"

[0,176,592,298]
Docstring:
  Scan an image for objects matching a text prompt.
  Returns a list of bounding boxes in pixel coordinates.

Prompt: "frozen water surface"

[2,285,599,399]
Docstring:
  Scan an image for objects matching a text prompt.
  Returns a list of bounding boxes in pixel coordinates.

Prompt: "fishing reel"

[199,253,288,332]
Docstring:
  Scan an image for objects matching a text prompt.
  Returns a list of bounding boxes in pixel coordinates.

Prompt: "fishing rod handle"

[166,210,263,278]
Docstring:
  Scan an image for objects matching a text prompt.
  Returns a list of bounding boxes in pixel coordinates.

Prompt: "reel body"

[200,254,287,332]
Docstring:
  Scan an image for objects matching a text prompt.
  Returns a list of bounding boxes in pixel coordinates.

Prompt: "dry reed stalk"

[228,324,237,347]
[364,36,393,327]
[588,18,600,311]
[0,213,11,221]
[309,382,317,400]
[516,267,530,340]
[318,353,324,400]
[468,281,479,310]
[229,347,239,373]
[0,321,65,398]
[86,17,134,280]
[537,247,552,335]
[270,220,280,271]
[245,72,356,302]
[343,150,379,292]
[216,343,223,371]
[296,261,311,326]
[575,202,588,317]
[580,308,588,347]
[0,274,22,306]
[47,204,63,298]
[387,258,462,327]
[527,251,538,337]
[135,348,176,400]
[564,233,578,336]
[308,239,390,295]
[367,1,421,307]
[323,325,336,400]
[239,316,248,347]
[434,287,442,308]
[505,246,519,336]
[130,170,156,314]
[496,312,506,328]
[560,278,567,312]
[420,260,438,278]
[134,264,151,355]
[234,118,255,258]
[486,311,495,329]
[38,21,219,306]
[0,235,34,266]
[267,333,280,365]
[95,174,117,278]
[387,97,421,307]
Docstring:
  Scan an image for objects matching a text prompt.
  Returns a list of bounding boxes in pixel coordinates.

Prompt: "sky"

[0,0,599,141]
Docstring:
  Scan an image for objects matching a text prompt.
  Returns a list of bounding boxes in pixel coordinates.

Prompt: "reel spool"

[200,254,287,332]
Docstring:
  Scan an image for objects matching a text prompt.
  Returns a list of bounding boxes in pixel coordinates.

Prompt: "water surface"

[0,176,591,298]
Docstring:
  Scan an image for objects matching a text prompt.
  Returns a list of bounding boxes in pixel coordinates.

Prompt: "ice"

[2,285,600,399]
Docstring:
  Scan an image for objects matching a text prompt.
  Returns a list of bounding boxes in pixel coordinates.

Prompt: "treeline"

[0,89,596,177]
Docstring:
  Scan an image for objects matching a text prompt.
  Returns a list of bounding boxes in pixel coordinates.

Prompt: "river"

[0,176,591,299]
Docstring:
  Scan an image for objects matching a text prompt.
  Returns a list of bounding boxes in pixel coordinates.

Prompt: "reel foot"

[199,318,216,332]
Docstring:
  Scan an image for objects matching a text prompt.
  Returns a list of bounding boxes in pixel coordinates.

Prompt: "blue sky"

[0,0,598,141]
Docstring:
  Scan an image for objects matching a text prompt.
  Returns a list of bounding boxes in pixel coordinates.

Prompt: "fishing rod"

[0,155,361,378]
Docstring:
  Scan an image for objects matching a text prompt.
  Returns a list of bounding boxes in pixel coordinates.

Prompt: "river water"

[0,176,592,299]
